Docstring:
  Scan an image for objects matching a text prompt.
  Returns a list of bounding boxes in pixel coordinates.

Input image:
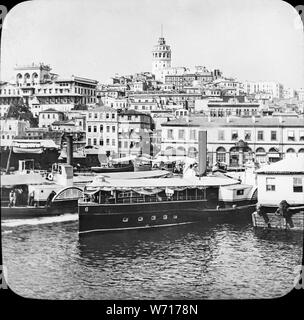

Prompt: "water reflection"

[2,219,303,300]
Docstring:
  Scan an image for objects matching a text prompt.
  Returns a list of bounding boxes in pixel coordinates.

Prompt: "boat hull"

[1,199,79,219]
[79,201,256,235]
[91,164,134,173]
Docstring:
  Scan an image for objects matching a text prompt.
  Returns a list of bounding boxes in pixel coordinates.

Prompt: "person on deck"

[9,190,16,207]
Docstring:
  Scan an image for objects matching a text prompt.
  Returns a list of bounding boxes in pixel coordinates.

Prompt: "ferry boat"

[78,175,257,235]
[1,160,85,219]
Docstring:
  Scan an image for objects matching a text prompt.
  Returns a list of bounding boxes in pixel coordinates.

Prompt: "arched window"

[188,147,198,158]
[177,146,186,156]
[286,148,295,153]
[216,147,226,163]
[229,147,239,167]
[298,148,304,153]
[164,146,176,156]
[268,147,281,163]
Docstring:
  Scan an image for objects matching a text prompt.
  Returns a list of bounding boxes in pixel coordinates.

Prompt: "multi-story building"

[118,110,152,157]
[161,116,304,167]
[243,81,284,100]
[85,106,119,156]
[0,63,98,119]
[0,118,30,146]
[85,106,153,158]
[38,108,65,128]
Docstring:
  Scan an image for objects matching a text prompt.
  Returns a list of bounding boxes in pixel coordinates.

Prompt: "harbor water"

[1,214,303,300]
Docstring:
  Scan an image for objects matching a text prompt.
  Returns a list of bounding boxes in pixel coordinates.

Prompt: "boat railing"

[118,195,206,204]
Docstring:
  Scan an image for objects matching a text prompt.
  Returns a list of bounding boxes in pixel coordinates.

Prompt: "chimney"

[66,135,73,166]
[198,130,207,177]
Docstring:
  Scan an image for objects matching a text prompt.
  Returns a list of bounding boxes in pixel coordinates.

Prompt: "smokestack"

[66,135,73,166]
[198,130,207,177]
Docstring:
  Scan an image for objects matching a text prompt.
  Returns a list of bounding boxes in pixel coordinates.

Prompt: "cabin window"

[138,217,143,222]
[236,189,244,196]
[163,215,168,220]
[266,177,276,191]
[151,216,156,220]
[122,217,128,223]
[173,215,178,219]
[293,177,303,193]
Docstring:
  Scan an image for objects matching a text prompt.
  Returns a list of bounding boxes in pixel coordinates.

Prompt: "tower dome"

[152,28,171,82]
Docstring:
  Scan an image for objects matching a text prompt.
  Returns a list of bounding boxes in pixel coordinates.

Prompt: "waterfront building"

[118,110,152,157]
[161,116,304,166]
[85,106,119,156]
[256,157,304,206]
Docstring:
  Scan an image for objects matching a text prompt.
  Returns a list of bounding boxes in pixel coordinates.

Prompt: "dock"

[252,211,304,232]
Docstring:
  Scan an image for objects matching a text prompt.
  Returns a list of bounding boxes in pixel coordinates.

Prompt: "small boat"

[78,175,257,235]
[91,162,134,173]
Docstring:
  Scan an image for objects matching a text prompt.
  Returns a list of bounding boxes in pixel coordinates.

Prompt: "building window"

[106,139,110,145]
[99,139,103,146]
[271,131,277,141]
[300,131,304,141]
[106,126,110,133]
[167,129,173,139]
[244,130,251,141]
[118,141,121,148]
[124,141,128,148]
[88,113,92,119]
[100,125,103,132]
[190,130,196,140]
[288,130,295,141]
[106,113,109,119]
[93,126,97,133]
[93,138,97,145]
[178,129,185,140]
[266,177,276,191]
[293,177,303,193]
[231,130,238,140]
[112,113,115,119]
[216,147,226,163]
[94,113,98,119]
[112,126,115,133]
[218,130,225,141]
[88,126,91,132]
[112,139,115,146]
[87,138,91,146]
[257,131,264,141]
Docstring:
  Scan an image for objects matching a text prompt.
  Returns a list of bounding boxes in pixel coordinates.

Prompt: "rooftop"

[256,157,304,174]
[161,116,304,128]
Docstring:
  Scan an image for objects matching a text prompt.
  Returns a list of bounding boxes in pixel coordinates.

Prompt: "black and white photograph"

[0,0,304,303]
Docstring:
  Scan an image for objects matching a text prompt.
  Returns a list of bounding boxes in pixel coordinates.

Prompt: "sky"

[1,0,304,89]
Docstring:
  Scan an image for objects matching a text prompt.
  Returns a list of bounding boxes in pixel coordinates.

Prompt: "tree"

[6,99,38,127]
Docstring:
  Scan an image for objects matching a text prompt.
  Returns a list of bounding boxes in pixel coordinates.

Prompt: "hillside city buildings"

[1,33,304,167]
